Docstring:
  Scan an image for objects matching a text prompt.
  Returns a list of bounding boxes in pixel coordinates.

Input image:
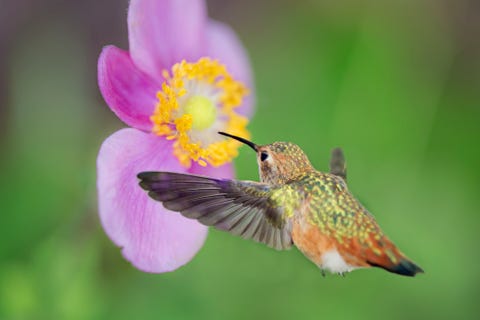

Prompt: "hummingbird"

[138,132,424,277]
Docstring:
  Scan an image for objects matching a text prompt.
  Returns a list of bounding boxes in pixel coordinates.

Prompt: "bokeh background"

[1,0,479,319]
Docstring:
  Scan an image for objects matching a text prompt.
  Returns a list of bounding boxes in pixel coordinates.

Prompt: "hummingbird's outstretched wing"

[329,148,347,181]
[138,172,293,250]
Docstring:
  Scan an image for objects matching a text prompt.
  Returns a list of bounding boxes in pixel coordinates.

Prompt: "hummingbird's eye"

[260,152,269,161]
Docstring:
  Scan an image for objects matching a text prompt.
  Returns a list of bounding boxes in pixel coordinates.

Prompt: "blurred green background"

[1,0,479,319]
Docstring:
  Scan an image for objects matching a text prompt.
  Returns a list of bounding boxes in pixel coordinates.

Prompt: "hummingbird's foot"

[338,272,346,277]
[321,269,326,277]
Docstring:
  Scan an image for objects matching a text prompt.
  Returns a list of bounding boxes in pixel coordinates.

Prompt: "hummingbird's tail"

[368,257,424,277]
[363,237,424,277]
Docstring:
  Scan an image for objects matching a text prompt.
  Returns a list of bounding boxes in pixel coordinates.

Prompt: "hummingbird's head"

[218,132,314,185]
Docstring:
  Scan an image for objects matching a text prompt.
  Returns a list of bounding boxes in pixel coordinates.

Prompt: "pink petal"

[98,46,160,131]
[128,0,207,79]
[97,128,208,273]
[188,161,235,179]
[205,20,255,117]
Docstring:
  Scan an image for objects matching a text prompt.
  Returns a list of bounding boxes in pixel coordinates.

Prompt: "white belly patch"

[321,250,358,274]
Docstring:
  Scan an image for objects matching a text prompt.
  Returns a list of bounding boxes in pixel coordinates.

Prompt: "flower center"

[183,96,217,130]
[150,58,250,168]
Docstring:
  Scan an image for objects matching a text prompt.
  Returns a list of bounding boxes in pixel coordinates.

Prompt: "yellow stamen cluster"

[150,57,250,168]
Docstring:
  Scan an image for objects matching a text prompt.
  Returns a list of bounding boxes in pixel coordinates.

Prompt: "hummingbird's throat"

[150,58,250,168]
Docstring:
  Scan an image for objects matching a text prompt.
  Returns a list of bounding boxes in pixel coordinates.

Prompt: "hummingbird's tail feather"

[342,229,424,277]
[364,243,424,277]
[367,257,424,277]
[355,234,424,277]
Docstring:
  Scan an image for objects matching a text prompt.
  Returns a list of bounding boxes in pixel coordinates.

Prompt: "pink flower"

[97,0,254,273]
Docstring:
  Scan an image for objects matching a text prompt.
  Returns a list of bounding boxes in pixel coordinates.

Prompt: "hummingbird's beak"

[218,132,258,151]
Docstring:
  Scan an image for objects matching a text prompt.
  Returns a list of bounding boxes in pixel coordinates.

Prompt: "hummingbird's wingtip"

[137,171,156,180]
[329,148,347,181]
[137,171,167,184]
[137,171,158,191]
